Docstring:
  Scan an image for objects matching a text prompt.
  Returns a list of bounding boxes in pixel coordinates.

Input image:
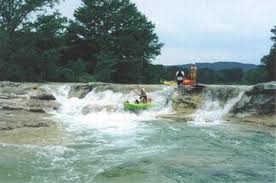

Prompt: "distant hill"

[168,62,258,71]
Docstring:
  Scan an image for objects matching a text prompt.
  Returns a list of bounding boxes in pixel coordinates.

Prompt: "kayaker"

[190,63,197,86]
[135,87,148,103]
[176,68,185,87]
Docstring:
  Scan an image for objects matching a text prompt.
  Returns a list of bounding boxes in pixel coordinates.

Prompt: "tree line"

[0,0,163,83]
[0,0,274,84]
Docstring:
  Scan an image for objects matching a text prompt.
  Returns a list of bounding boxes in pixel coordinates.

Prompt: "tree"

[261,26,276,81]
[197,69,218,84]
[27,13,68,81]
[241,67,266,84]
[71,0,163,83]
[0,0,62,81]
[0,0,59,33]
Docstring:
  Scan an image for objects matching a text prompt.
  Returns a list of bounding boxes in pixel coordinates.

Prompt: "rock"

[69,84,94,98]
[0,82,59,114]
[202,85,247,104]
[28,88,56,100]
[225,114,276,127]
[254,81,276,91]
[231,82,276,116]
[172,89,203,115]
[0,97,59,113]
[68,82,164,98]
[0,110,55,130]
[158,87,204,122]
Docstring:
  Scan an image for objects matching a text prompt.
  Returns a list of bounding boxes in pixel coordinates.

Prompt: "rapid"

[0,84,275,183]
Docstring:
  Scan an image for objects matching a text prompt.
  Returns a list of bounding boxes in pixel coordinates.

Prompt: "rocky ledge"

[0,81,275,130]
[0,82,59,130]
[228,82,276,127]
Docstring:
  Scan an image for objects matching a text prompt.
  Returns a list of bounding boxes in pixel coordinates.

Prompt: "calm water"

[0,120,275,183]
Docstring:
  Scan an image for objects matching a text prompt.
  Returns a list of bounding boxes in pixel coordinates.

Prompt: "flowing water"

[0,85,275,183]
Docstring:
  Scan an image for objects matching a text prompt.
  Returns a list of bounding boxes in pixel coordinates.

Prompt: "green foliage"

[57,59,92,82]
[197,69,217,84]
[261,26,276,81]
[190,68,244,84]
[94,51,118,82]
[71,0,163,83]
[241,67,267,84]
[0,0,60,32]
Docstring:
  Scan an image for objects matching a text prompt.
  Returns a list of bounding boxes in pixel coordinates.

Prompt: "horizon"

[154,61,259,67]
[58,0,276,66]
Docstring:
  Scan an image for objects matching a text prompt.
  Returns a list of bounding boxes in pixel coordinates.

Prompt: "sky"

[58,0,276,65]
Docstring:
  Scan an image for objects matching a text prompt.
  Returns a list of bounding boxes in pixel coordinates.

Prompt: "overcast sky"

[58,0,276,65]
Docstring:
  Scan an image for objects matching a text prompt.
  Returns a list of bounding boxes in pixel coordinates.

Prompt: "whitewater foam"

[45,85,173,134]
[189,91,244,126]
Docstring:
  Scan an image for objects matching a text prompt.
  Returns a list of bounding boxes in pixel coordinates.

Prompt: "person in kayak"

[176,68,185,87]
[135,87,148,104]
[190,63,197,86]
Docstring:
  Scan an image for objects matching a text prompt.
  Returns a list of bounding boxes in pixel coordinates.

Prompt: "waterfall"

[189,86,246,126]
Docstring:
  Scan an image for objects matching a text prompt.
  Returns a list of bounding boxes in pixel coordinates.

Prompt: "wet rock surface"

[0,110,55,130]
[68,82,163,98]
[160,86,204,122]
[0,82,59,130]
[231,82,276,115]
[69,84,94,98]
[229,82,276,127]
[0,86,59,112]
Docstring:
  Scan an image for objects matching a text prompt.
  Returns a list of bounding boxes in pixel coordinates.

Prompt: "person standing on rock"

[190,63,197,86]
[176,68,185,87]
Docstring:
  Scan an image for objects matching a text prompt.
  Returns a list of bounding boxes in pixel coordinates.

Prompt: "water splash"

[45,85,173,134]
[189,91,244,126]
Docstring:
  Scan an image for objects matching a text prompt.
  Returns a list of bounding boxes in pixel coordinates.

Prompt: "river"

[0,85,275,183]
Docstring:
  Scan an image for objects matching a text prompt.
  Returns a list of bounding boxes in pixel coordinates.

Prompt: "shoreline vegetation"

[0,0,275,85]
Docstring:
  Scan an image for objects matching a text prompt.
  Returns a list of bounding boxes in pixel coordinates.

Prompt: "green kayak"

[124,102,153,111]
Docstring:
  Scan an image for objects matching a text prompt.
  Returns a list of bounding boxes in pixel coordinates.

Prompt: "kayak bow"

[124,102,153,111]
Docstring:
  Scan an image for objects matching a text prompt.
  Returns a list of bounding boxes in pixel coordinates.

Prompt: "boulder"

[159,87,204,122]
[231,82,276,116]
[69,84,94,98]
[28,88,56,100]
[172,89,203,115]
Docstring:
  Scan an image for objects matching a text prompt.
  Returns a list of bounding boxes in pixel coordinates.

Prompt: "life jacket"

[176,71,184,81]
[177,71,183,77]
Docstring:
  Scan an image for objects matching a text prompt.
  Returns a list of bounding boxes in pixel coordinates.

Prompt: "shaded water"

[0,86,275,183]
